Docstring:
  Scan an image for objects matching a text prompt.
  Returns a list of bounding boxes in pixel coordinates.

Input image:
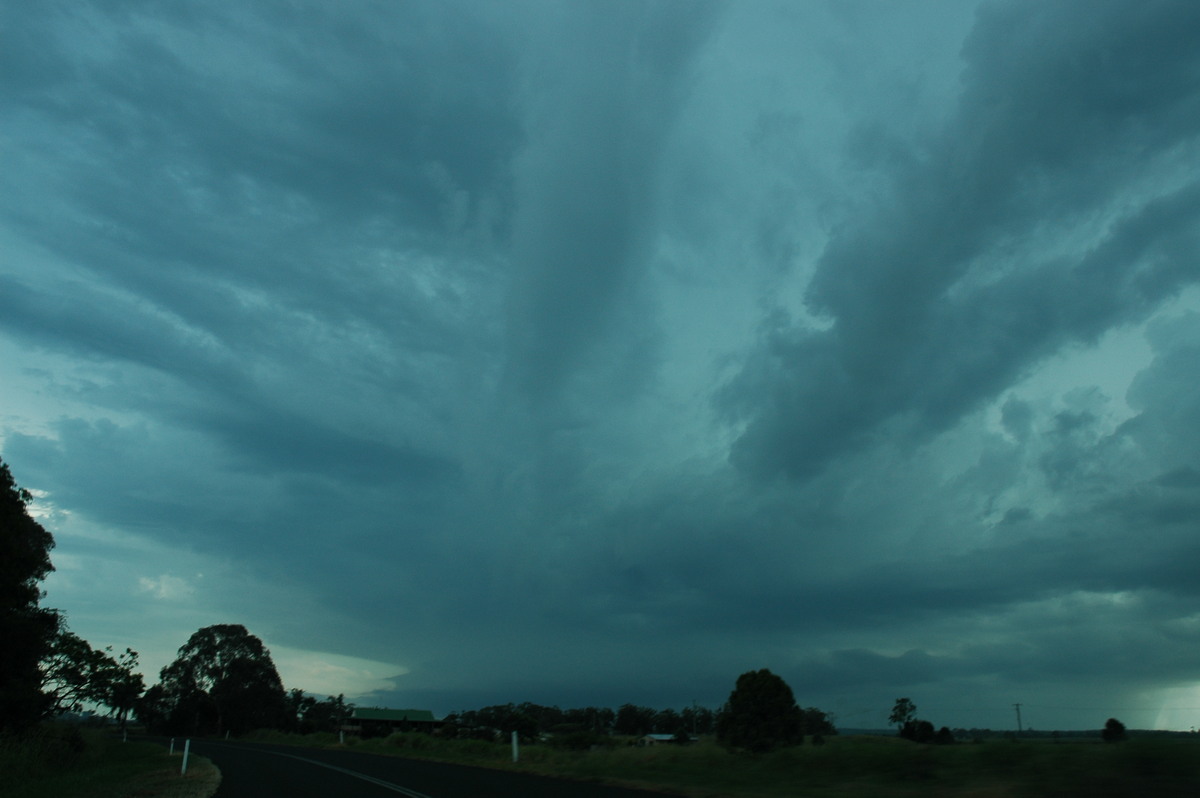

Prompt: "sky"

[3,0,1200,733]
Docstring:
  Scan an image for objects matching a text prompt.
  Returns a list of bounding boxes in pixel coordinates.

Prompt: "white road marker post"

[339,730,345,745]
[169,738,175,755]
[181,739,191,776]
[511,730,518,763]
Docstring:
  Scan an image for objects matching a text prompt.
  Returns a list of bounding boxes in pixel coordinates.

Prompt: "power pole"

[1013,703,1023,735]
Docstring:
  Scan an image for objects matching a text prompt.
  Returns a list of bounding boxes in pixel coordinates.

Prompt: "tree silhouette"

[716,669,804,752]
[0,458,58,732]
[889,697,917,729]
[1101,717,1127,743]
[152,624,287,735]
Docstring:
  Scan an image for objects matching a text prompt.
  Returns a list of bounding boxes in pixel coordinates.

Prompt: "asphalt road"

[180,739,671,798]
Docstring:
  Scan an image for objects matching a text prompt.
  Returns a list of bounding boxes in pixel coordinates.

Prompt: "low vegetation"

[243,727,1200,798]
[2,724,219,798]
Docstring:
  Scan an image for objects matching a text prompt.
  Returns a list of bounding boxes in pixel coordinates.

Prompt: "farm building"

[344,707,439,737]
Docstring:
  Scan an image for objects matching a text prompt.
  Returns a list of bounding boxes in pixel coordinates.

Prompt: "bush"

[385,731,433,750]
[899,720,935,743]
[1101,718,1127,743]
[547,731,611,751]
[0,724,87,778]
[716,669,804,753]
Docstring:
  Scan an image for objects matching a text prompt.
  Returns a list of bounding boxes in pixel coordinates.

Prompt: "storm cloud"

[3,0,1199,731]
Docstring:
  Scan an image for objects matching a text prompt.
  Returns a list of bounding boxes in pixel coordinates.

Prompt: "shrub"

[1101,718,1127,743]
[716,669,804,753]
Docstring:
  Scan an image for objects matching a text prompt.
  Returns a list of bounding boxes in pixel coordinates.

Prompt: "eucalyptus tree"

[155,624,288,736]
[0,458,58,732]
[40,623,144,727]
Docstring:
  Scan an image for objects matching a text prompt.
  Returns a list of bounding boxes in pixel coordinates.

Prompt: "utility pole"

[1013,703,1023,735]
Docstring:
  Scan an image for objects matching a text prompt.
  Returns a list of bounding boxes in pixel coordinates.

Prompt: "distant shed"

[641,733,688,745]
[346,707,439,737]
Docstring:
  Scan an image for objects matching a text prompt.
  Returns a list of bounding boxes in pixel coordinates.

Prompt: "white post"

[339,730,345,745]
[169,738,175,755]
[181,739,191,776]
[511,730,518,763]
[225,731,230,740]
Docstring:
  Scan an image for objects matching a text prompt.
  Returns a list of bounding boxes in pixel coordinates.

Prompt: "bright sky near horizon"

[3,0,1200,732]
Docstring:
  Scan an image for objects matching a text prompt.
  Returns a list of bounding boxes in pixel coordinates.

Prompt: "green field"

[1,725,219,798]
[244,730,1200,797]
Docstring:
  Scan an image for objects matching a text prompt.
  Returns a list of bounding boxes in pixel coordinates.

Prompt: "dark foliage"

[889,697,917,729]
[456,703,539,741]
[801,706,837,736]
[681,705,715,735]
[40,622,144,726]
[286,690,354,734]
[614,703,657,736]
[0,458,58,733]
[900,719,936,743]
[139,624,288,736]
[716,668,805,752]
[547,729,614,750]
[1101,717,1128,743]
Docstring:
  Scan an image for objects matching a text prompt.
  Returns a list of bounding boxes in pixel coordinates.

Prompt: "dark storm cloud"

[2,1,520,230]
[4,0,1200,728]
[722,0,1200,479]
[505,2,718,400]
[2,0,519,336]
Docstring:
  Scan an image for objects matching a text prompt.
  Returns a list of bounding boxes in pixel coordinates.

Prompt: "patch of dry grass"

[3,726,220,798]
[107,754,221,798]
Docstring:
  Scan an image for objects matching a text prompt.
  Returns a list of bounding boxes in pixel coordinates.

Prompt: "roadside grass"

[244,729,1200,797]
[2,724,219,798]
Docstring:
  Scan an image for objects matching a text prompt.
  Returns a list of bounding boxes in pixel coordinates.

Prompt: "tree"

[306,693,353,733]
[286,690,354,733]
[152,624,288,736]
[103,646,145,731]
[681,705,714,735]
[469,703,538,741]
[40,623,111,714]
[40,622,145,727]
[889,697,917,730]
[563,706,614,734]
[801,706,837,737]
[653,708,684,735]
[1101,717,1127,743]
[900,719,935,743]
[614,703,656,736]
[0,458,59,732]
[715,669,804,752]
[134,684,171,732]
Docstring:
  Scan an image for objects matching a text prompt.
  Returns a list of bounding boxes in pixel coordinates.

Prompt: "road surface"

[182,739,672,798]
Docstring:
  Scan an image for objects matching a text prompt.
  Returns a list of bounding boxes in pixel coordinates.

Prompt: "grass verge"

[2,724,220,798]
[244,729,1200,798]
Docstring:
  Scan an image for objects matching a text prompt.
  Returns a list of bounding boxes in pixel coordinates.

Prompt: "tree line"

[447,703,714,741]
